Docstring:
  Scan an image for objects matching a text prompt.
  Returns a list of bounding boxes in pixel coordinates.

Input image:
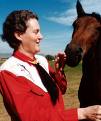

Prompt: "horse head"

[65,0,101,67]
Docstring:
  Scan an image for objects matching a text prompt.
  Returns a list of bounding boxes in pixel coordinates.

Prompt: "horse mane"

[86,12,101,23]
[73,12,101,28]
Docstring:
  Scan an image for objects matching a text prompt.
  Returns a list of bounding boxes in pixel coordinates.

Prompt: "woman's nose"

[38,32,43,40]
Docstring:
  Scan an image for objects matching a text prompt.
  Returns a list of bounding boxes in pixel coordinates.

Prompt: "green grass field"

[0,60,82,121]
[63,63,82,108]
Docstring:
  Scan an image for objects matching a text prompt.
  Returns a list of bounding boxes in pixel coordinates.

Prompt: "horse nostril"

[77,47,82,53]
[76,47,83,55]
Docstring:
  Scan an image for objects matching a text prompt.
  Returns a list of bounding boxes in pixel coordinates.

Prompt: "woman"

[0,10,101,121]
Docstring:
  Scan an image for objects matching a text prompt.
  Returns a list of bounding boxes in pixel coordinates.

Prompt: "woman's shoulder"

[0,56,16,70]
[0,56,26,72]
[0,56,31,78]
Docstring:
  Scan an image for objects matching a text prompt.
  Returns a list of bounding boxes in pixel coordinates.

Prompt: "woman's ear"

[14,32,23,41]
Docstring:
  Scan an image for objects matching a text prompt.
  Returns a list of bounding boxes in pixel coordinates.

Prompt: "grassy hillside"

[63,64,82,108]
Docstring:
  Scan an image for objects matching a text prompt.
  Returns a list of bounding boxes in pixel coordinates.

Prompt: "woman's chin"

[34,48,40,54]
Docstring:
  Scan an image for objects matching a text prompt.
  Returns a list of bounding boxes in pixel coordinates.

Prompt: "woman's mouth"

[36,41,40,45]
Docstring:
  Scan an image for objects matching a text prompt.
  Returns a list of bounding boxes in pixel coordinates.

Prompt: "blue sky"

[0,0,101,55]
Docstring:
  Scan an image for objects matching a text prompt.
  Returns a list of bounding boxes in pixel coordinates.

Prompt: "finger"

[60,57,66,69]
[55,63,59,70]
[96,118,101,121]
[55,52,66,61]
[96,114,101,120]
[55,52,66,70]
[55,57,59,64]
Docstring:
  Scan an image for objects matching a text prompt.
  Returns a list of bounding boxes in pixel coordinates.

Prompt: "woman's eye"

[33,30,40,34]
[33,31,38,34]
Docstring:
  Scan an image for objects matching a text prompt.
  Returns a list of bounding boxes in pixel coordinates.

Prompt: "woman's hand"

[54,52,66,73]
[54,52,67,94]
[78,105,101,120]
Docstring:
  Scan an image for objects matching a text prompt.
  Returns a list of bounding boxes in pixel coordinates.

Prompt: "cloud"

[45,0,101,26]
[0,38,13,53]
[45,8,76,26]
[81,0,101,13]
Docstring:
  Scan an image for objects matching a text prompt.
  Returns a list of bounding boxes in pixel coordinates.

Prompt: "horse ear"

[76,0,85,17]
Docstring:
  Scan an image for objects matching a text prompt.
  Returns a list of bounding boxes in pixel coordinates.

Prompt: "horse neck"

[83,36,101,70]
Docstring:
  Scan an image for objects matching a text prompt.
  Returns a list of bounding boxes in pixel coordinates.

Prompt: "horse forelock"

[91,12,101,23]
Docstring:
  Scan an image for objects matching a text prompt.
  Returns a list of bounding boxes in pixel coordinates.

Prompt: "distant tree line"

[45,55,55,61]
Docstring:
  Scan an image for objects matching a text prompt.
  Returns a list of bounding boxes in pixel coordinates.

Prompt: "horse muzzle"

[64,44,82,67]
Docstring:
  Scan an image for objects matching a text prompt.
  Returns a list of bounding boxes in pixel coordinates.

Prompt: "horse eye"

[73,24,79,31]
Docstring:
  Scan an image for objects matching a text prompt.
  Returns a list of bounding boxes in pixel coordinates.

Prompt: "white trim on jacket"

[0,55,48,92]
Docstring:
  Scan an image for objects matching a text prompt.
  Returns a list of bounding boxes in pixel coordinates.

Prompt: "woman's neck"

[18,48,35,60]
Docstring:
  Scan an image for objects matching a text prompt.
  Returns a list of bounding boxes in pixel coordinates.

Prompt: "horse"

[65,0,101,108]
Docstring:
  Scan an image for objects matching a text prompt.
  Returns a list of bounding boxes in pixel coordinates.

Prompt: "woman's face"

[17,18,43,56]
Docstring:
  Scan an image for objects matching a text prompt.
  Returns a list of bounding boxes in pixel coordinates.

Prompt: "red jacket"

[0,51,78,121]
